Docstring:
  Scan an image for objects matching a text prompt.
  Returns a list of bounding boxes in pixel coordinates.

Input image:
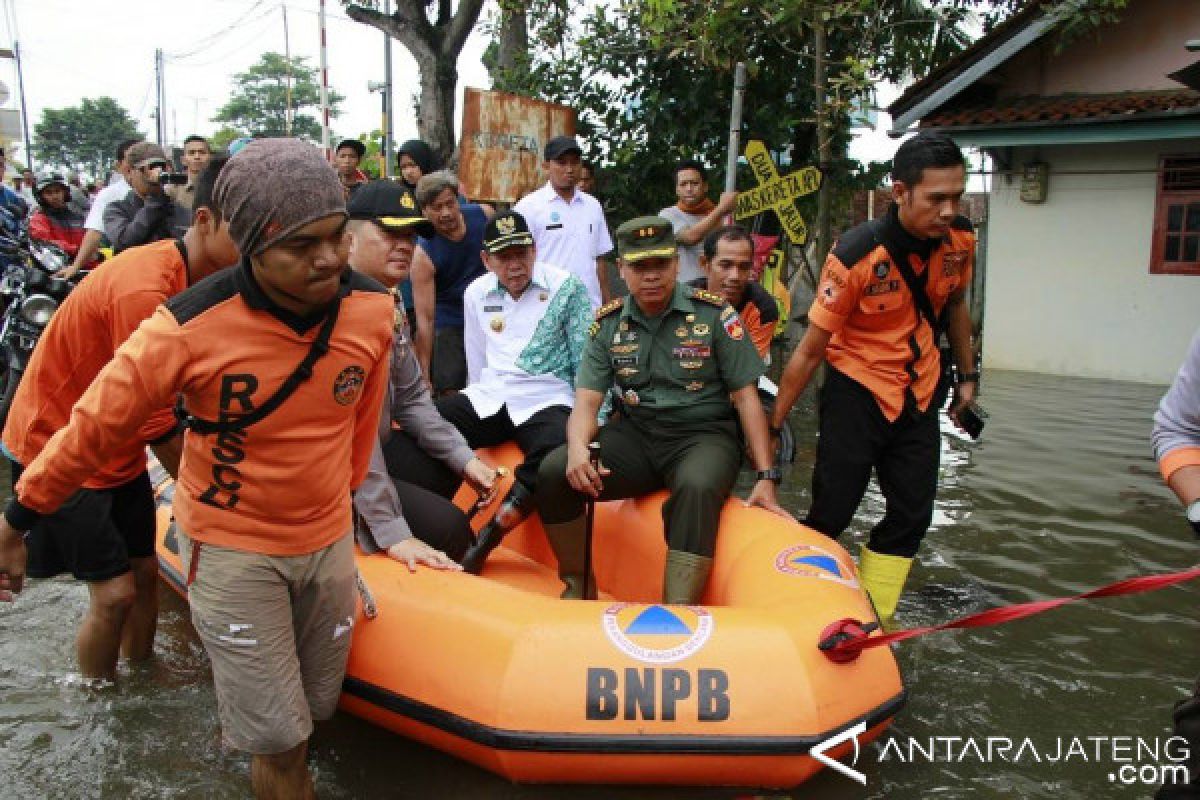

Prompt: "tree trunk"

[344,0,485,165]
[494,0,528,76]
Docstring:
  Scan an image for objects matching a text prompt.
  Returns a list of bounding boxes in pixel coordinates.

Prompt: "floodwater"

[0,369,1197,799]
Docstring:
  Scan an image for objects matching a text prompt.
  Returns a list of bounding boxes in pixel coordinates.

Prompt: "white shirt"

[84,175,129,233]
[461,261,593,425]
[513,183,612,308]
[658,205,707,283]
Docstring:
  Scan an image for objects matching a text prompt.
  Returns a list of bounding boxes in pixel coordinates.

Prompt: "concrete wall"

[982,139,1200,385]
[1001,0,1200,96]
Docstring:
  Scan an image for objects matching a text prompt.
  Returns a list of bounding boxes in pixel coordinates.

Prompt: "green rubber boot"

[662,550,713,605]
[542,517,596,600]
[858,545,914,628]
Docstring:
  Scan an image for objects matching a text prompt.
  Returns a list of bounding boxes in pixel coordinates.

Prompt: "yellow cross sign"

[734,140,822,245]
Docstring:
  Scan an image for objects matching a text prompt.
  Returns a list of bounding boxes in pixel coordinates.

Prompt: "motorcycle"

[0,220,83,430]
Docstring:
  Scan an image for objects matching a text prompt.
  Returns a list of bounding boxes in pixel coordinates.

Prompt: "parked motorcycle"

[0,221,83,430]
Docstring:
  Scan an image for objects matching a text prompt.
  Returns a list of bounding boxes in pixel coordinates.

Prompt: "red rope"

[822,564,1200,659]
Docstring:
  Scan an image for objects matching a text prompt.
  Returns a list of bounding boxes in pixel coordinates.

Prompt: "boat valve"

[817,618,879,663]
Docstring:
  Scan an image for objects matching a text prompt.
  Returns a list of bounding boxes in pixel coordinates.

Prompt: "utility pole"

[154,48,165,146]
[12,40,30,170]
[812,13,832,266]
[382,0,393,177]
[283,4,293,136]
[318,0,331,157]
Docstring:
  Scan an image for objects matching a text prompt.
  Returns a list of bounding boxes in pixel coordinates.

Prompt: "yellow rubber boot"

[663,550,713,605]
[858,545,913,628]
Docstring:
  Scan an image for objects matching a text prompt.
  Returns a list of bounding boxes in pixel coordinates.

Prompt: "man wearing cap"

[0,139,394,798]
[536,216,791,601]
[437,209,593,573]
[346,180,499,569]
[514,135,613,308]
[103,141,192,253]
[423,210,592,573]
[335,138,368,199]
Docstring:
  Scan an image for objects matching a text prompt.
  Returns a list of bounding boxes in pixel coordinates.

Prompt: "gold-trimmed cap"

[616,215,677,263]
[346,180,433,236]
[483,210,535,253]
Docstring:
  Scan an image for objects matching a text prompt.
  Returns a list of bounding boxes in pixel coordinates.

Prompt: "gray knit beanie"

[214,138,346,257]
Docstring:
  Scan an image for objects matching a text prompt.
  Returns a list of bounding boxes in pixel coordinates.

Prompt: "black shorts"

[12,462,156,582]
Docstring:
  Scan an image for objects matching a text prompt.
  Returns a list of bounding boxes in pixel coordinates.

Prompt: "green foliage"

[32,97,141,178]
[491,1,966,226]
[213,52,345,142]
[209,126,245,153]
[954,0,1128,41]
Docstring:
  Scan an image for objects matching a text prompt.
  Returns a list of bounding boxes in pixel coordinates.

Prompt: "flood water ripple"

[0,369,1197,798]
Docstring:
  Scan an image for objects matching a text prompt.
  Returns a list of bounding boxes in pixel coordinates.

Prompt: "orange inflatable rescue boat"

[153,443,904,788]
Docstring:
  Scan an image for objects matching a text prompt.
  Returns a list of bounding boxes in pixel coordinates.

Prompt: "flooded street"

[1,368,1197,798]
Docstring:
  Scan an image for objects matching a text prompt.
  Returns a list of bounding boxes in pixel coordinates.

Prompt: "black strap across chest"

[174,297,343,436]
[869,217,945,339]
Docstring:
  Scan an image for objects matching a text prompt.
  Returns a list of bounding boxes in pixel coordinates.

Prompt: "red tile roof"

[921,89,1200,128]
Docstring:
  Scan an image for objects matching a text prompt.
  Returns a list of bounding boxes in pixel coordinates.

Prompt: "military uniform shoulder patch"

[690,288,725,307]
[595,298,624,320]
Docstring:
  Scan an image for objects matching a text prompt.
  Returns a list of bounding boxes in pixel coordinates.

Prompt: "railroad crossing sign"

[734,140,821,245]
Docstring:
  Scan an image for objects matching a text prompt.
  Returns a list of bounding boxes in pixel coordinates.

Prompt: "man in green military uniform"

[536,216,792,601]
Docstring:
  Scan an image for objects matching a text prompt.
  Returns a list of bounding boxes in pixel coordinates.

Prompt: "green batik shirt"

[577,282,764,426]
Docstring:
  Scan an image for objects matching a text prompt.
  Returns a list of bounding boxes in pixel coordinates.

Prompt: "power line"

[165,0,271,60]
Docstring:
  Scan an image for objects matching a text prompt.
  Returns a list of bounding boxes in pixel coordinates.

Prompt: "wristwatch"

[755,467,783,483]
[957,371,981,385]
[1186,498,1200,537]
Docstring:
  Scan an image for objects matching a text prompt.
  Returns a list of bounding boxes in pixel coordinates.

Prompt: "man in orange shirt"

[770,132,979,624]
[0,139,393,799]
[688,224,778,362]
[1,156,236,683]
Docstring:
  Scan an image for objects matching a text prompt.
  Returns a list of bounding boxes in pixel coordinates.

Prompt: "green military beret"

[615,215,677,263]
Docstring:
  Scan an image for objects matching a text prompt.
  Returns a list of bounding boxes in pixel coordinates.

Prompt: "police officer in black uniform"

[536,216,792,601]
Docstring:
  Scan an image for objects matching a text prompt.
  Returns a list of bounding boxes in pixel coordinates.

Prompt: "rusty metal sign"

[458,88,576,204]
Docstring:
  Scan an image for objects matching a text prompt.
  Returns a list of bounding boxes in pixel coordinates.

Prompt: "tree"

[209,126,245,154]
[32,97,141,178]
[343,0,486,164]
[213,52,345,142]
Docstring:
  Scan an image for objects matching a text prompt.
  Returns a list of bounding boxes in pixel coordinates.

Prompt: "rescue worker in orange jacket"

[0,139,394,800]
[1,156,237,683]
[770,131,980,625]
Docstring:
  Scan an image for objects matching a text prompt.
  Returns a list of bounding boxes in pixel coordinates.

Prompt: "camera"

[158,172,189,186]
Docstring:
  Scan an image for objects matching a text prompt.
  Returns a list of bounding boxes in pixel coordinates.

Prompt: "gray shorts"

[181,532,356,755]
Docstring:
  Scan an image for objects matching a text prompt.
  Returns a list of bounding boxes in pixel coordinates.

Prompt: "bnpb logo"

[775,543,860,589]
[602,603,713,664]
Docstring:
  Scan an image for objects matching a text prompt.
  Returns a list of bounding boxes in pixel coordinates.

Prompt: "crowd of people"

[27,128,1200,800]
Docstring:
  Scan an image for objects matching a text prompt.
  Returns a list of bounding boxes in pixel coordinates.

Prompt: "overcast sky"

[0,0,493,164]
[0,0,905,172]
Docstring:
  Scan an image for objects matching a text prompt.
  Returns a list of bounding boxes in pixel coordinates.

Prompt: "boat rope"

[819,563,1200,662]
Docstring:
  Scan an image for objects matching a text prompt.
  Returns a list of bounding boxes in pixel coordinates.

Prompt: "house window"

[1151,155,1200,275]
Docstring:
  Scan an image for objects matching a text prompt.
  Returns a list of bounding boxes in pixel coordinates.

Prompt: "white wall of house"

[982,139,1200,385]
[1002,0,1199,96]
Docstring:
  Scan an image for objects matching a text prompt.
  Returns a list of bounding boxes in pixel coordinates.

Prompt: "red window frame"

[1151,154,1200,275]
